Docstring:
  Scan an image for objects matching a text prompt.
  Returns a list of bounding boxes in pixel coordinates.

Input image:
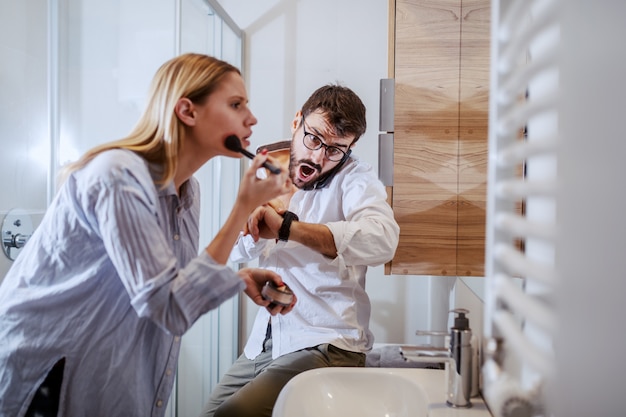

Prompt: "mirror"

[459,276,486,301]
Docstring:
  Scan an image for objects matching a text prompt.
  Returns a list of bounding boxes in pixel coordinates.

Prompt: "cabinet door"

[457,0,490,276]
[389,0,490,276]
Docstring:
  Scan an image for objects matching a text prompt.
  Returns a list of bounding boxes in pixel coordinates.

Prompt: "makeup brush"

[224,135,282,175]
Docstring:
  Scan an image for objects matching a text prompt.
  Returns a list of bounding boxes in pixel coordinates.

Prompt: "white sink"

[272,367,491,417]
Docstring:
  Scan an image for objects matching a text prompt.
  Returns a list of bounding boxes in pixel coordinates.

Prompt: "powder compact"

[261,281,294,307]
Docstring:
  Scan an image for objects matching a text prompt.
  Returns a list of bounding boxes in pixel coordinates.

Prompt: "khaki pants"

[200,334,365,417]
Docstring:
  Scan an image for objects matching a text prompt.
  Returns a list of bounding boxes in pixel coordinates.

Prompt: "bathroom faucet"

[400,309,474,408]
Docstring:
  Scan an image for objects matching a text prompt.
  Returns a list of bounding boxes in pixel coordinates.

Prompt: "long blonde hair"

[60,53,240,186]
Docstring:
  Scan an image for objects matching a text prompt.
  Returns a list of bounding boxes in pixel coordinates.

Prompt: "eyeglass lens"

[302,117,345,161]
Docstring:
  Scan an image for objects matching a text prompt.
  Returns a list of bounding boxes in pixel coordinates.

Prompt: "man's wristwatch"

[278,211,299,242]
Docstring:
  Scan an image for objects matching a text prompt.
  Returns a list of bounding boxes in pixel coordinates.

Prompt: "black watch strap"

[278,211,299,242]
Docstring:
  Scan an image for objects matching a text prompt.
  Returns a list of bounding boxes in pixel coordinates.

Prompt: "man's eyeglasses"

[301,116,347,162]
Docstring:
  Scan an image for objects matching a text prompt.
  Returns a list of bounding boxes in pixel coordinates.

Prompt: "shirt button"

[174,336,180,343]
[166,368,172,376]
[156,400,163,407]
[173,234,180,241]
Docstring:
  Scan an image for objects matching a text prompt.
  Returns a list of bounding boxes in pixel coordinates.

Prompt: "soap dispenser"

[447,308,473,407]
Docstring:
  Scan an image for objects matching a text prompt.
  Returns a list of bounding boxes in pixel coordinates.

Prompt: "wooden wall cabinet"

[386,0,490,276]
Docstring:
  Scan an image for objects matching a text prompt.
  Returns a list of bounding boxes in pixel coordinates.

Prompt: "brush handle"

[241,148,282,175]
[225,135,282,174]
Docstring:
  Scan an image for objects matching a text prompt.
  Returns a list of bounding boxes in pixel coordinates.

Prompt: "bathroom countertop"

[370,368,492,417]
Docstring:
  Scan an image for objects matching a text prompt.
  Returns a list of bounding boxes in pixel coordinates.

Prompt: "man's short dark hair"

[301,84,367,144]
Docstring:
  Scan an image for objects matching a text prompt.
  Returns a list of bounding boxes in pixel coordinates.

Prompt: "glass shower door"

[0,0,49,279]
[177,1,244,415]
[0,0,244,414]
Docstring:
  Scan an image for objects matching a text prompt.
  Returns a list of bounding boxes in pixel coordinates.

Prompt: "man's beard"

[289,156,323,190]
[288,142,351,190]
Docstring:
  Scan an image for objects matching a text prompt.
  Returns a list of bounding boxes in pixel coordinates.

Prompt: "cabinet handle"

[379,78,395,132]
[378,133,394,186]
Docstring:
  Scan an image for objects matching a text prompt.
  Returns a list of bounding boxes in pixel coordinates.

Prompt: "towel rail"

[484,0,559,415]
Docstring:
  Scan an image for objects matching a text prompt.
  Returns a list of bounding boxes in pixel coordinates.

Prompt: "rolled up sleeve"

[325,169,399,267]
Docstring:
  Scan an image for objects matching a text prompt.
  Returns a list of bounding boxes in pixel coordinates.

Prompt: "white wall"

[554,2,626,415]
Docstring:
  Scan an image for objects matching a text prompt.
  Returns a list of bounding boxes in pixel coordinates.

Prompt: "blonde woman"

[0,53,294,417]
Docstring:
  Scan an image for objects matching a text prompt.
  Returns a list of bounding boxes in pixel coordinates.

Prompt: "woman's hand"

[206,151,291,265]
[236,151,292,213]
[238,267,296,315]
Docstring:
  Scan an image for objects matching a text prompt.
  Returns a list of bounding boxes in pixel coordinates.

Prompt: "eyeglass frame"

[301,116,350,162]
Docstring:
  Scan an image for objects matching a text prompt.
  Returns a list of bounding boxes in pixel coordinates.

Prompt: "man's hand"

[244,205,285,242]
[242,200,338,257]
[238,267,296,315]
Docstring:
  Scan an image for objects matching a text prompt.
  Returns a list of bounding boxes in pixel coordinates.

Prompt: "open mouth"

[297,163,319,182]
